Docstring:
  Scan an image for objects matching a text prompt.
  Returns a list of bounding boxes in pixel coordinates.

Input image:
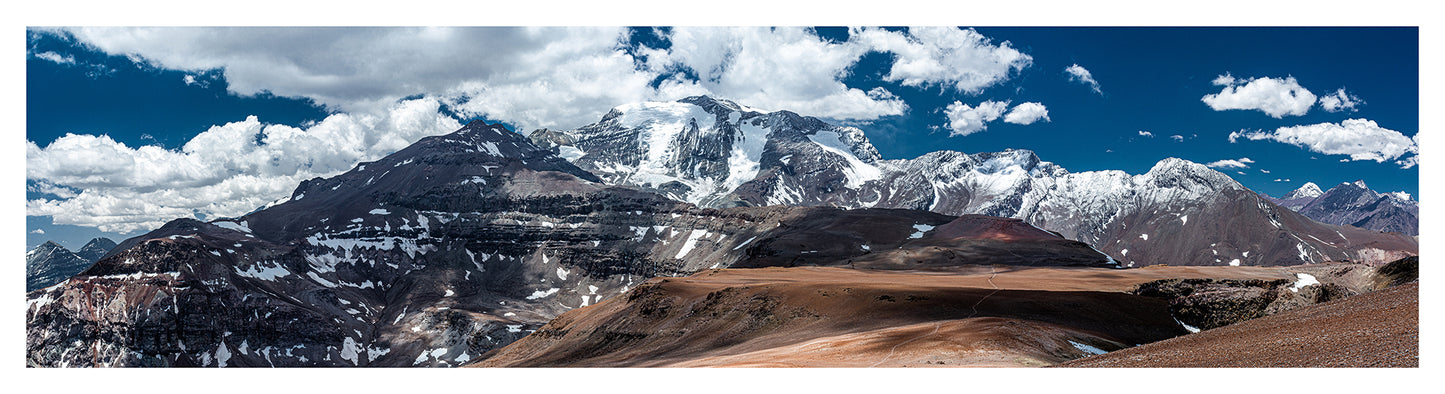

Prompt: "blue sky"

[24,27,1420,250]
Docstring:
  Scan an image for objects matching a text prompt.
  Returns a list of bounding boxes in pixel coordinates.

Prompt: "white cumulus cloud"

[31,229,45,235]
[1138,130,1154,138]
[55,27,1035,129]
[1232,118,1417,166]
[34,51,76,64]
[644,27,907,121]
[1003,102,1049,125]
[851,27,1032,94]
[1201,73,1317,118]
[1064,64,1102,94]
[1318,88,1364,112]
[60,27,667,130]
[943,100,1010,136]
[1170,135,1185,142]
[1205,157,1254,169]
[26,98,462,233]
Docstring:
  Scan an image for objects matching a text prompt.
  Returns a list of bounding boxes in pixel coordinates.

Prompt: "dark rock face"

[26,120,1117,367]
[1370,256,1418,290]
[1267,181,1419,235]
[1131,275,1360,331]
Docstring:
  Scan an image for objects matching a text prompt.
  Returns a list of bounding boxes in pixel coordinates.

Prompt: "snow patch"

[306,272,338,287]
[235,260,292,281]
[216,341,232,367]
[732,236,758,250]
[1289,273,1320,292]
[908,224,935,239]
[526,288,560,300]
[213,220,251,234]
[369,208,391,215]
[557,145,586,161]
[1175,317,1202,333]
[675,229,710,259]
[1069,340,1107,356]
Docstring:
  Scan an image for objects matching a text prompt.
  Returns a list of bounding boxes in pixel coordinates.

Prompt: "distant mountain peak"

[76,237,118,262]
[1352,180,1369,189]
[1284,182,1324,200]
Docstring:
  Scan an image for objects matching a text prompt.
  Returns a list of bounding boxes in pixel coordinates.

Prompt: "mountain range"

[25,237,116,292]
[535,96,1417,267]
[26,96,1417,367]
[1265,181,1418,235]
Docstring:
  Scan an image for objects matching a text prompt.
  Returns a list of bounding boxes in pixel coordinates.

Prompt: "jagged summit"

[31,240,65,254]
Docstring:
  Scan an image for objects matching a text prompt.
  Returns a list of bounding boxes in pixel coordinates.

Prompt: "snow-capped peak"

[1284,182,1324,200]
[1350,180,1368,189]
[1386,191,1412,202]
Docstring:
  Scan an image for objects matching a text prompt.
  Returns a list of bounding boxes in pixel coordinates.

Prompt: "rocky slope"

[1265,180,1419,235]
[536,96,1417,266]
[26,238,116,292]
[1061,280,1418,367]
[26,120,1117,367]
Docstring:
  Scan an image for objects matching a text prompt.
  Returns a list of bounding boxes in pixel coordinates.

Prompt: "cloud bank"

[1229,118,1417,168]
[27,98,461,233]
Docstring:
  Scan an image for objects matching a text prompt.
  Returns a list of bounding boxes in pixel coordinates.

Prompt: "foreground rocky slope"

[26,121,1116,367]
[1061,281,1418,367]
[476,263,1383,367]
[536,96,1417,266]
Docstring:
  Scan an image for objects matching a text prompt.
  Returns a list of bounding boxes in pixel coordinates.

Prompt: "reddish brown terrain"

[1059,281,1419,367]
[474,265,1327,367]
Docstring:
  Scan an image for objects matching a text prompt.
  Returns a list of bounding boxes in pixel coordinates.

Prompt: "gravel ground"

[1059,282,1418,368]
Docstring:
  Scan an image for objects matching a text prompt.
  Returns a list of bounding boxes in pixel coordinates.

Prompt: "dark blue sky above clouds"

[25,27,1420,250]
